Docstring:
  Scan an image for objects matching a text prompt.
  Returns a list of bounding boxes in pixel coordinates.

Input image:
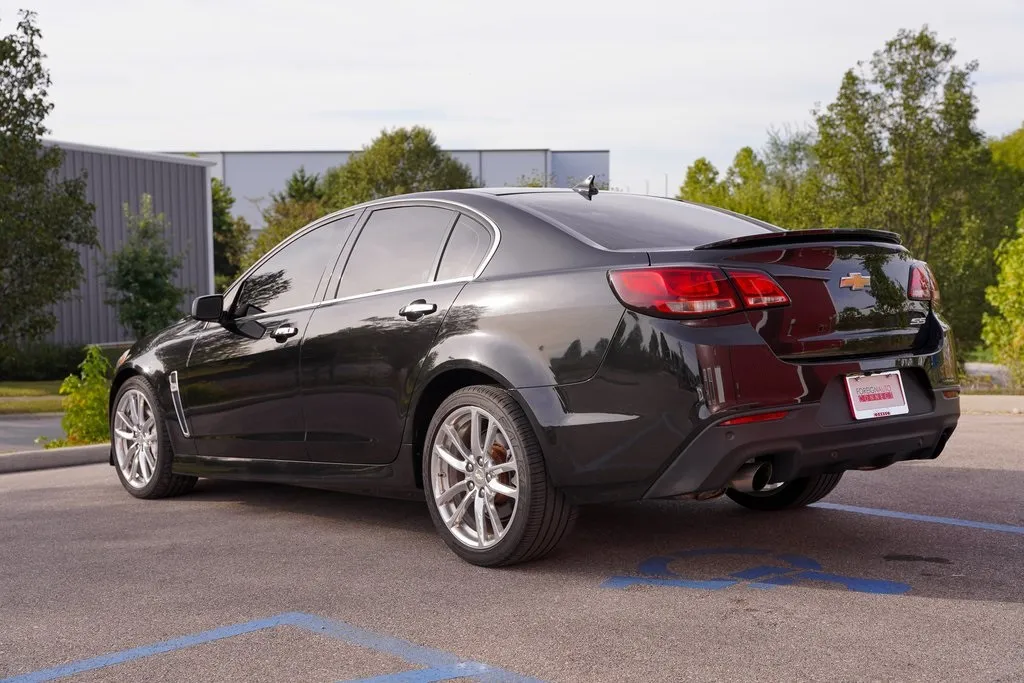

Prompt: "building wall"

[45,141,214,345]
[172,149,609,232]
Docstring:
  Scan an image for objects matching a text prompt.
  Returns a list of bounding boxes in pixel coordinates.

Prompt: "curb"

[0,443,109,475]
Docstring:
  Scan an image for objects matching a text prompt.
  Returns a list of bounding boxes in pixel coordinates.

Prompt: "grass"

[0,380,64,414]
[0,380,63,397]
[0,396,63,414]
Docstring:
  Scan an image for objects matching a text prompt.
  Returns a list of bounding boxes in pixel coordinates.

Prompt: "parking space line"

[1,612,544,683]
[812,502,1024,535]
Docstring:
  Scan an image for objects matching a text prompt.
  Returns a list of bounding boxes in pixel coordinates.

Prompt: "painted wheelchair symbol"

[601,547,911,595]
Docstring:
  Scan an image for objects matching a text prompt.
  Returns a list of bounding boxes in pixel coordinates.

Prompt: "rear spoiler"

[694,228,902,250]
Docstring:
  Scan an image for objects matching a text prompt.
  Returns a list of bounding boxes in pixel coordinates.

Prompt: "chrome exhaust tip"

[729,462,773,493]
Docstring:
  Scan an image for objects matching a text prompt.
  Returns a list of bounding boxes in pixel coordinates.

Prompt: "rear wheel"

[422,385,576,567]
[112,377,197,499]
[726,472,843,511]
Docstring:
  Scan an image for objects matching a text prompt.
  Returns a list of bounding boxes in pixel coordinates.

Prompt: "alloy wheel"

[113,389,158,489]
[429,406,519,549]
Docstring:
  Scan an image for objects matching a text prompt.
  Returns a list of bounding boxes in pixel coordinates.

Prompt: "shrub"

[42,346,111,448]
[0,343,86,381]
[103,193,188,339]
[982,219,1024,388]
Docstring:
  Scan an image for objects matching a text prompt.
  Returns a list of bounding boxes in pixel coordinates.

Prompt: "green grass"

[0,396,63,414]
[0,380,63,397]
[963,346,996,363]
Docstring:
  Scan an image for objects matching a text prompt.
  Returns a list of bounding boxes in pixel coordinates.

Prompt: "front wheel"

[111,377,197,499]
[422,385,577,567]
[726,472,843,511]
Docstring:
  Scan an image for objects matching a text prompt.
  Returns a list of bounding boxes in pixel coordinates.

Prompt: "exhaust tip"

[729,461,773,493]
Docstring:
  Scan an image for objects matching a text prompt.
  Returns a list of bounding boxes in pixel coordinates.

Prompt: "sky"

[3,0,1023,195]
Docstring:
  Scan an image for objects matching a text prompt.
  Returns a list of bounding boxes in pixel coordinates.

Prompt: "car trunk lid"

[650,236,932,360]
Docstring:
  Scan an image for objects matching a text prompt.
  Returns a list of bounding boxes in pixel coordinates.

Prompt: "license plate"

[845,371,909,420]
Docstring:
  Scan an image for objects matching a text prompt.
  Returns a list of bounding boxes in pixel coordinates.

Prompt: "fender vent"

[168,371,191,437]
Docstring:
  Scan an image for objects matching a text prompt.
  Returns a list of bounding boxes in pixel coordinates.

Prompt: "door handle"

[270,325,298,342]
[399,300,437,321]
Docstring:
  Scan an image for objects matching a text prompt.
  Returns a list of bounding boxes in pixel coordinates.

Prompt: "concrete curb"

[0,443,108,475]
[960,395,1024,415]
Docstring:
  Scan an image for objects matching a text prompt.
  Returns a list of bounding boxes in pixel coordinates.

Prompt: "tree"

[103,194,188,339]
[242,196,325,270]
[982,215,1024,387]
[990,123,1024,171]
[320,126,475,210]
[676,26,1024,350]
[0,11,96,344]
[211,177,251,291]
[810,26,1020,347]
[273,166,323,203]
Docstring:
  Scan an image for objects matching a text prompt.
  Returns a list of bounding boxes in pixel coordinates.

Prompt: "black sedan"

[108,181,961,566]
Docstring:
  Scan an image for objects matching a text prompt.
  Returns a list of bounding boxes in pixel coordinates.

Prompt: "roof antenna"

[572,174,599,200]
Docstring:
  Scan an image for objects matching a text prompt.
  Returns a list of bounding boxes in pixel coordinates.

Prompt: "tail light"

[607,266,789,319]
[909,264,938,303]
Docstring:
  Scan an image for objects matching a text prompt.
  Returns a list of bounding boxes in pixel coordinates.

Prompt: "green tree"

[242,197,325,270]
[0,11,96,344]
[990,123,1024,170]
[810,26,1020,347]
[211,177,251,291]
[982,215,1024,386]
[274,166,324,203]
[103,194,188,339]
[320,126,475,210]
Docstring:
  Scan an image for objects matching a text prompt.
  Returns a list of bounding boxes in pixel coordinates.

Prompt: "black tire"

[726,472,843,511]
[422,385,577,567]
[111,376,197,500]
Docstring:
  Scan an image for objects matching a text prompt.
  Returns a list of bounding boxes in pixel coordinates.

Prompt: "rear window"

[502,192,780,250]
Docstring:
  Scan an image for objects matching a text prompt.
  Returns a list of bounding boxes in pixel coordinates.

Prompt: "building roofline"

[45,139,216,167]
[161,148,610,156]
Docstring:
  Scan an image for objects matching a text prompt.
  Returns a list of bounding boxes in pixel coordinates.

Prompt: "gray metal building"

[171,149,610,232]
[45,140,214,345]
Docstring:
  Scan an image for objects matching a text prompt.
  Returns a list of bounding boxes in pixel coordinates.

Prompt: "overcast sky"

[3,0,1022,195]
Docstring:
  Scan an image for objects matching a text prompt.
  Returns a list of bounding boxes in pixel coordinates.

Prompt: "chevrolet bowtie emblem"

[839,272,871,290]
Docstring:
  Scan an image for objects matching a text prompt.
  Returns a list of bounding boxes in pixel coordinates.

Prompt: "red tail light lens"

[608,267,789,318]
[908,264,934,301]
[720,411,789,426]
[608,267,739,316]
[725,270,791,308]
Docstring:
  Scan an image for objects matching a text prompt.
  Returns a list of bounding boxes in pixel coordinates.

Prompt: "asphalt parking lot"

[1,414,1023,682]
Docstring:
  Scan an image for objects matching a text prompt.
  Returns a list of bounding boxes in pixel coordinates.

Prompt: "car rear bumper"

[643,391,960,499]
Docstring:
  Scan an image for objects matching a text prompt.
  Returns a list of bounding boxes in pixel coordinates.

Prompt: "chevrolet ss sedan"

[108,181,960,566]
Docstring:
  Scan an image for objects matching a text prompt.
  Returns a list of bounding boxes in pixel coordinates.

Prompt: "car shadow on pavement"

[182,464,1024,605]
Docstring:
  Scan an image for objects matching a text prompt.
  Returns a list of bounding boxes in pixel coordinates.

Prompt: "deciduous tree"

[0,11,96,344]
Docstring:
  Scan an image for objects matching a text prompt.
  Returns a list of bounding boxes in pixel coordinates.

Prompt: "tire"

[422,385,577,567]
[726,472,843,511]
[111,376,197,500]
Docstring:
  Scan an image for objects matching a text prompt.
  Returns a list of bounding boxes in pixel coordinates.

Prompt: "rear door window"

[435,214,492,281]
[336,206,456,298]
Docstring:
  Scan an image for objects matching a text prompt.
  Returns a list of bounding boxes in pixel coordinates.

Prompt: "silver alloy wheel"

[429,406,519,549]
[113,389,158,489]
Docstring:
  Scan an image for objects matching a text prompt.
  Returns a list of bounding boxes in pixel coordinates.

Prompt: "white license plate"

[845,371,909,420]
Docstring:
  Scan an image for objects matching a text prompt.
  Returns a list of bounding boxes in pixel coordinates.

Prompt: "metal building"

[171,149,610,232]
[45,140,214,345]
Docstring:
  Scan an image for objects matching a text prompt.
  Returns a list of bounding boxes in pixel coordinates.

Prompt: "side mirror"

[191,294,224,322]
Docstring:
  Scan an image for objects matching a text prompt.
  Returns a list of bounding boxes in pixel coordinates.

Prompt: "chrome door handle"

[399,300,437,320]
[271,325,298,341]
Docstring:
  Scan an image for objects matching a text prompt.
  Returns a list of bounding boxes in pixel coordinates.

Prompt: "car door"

[181,214,358,460]
[301,205,495,464]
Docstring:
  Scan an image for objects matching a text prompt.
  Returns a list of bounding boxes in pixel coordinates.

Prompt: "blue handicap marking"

[601,547,911,595]
[1,612,545,683]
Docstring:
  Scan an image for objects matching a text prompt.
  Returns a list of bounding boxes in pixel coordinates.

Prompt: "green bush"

[0,343,86,380]
[982,220,1024,388]
[0,342,132,381]
[42,346,112,448]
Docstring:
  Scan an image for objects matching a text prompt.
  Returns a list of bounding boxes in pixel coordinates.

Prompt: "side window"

[336,206,455,298]
[234,215,356,315]
[436,214,492,281]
